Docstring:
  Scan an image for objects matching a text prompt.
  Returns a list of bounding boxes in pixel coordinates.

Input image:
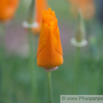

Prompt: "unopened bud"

[75,9,86,42]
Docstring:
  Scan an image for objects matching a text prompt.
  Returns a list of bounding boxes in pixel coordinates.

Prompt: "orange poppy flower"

[37,8,63,70]
[0,0,19,22]
[32,0,48,34]
[69,0,95,20]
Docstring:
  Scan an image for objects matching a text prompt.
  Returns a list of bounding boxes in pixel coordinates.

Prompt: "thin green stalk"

[27,0,39,103]
[28,30,39,103]
[73,47,81,94]
[47,71,53,103]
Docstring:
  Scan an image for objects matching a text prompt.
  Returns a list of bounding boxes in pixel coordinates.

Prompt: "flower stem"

[27,0,39,103]
[73,47,81,94]
[28,30,39,103]
[47,71,53,103]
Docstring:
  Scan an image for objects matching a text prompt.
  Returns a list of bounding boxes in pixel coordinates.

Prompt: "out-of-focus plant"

[22,0,48,102]
[37,8,63,103]
[32,0,48,34]
[68,0,95,20]
[0,0,19,39]
[71,10,87,48]
[0,1,19,102]
[71,10,87,94]
[23,0,48,35]
[22,0,40,103]
[0,0,19,44]
[0,0,19,22]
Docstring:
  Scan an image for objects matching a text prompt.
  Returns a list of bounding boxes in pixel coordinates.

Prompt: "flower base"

[70,38,88,47]
[44,66,58,71]
[22,21,39,29]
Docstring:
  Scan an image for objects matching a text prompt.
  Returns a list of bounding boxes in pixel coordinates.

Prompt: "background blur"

[1,0,103,103]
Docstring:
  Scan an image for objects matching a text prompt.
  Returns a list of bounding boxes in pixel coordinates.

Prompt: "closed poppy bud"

[37,8,63,71]
[0,0,19,22]
[32,0,48,34]
[71,10,88,47]
[75,9,86,42]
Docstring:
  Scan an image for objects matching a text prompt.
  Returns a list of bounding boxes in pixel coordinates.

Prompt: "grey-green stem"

[47,71,54,103]
[73,47,81,94]
[27,0,39,103]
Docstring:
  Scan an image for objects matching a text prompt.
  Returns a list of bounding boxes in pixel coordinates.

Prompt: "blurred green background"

[1,0,103,103]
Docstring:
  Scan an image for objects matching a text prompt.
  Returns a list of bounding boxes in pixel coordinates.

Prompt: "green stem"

[73,47,81,94]
[28,30,39,103]
[47,71,53,103]
[27,0,39,103]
